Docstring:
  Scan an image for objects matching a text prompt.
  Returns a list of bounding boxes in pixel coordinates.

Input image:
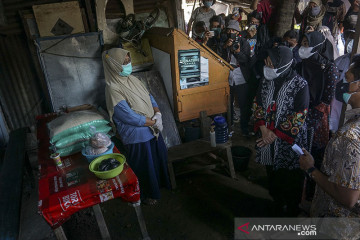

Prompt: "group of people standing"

[187,0,360,234]
[99,0,360,237]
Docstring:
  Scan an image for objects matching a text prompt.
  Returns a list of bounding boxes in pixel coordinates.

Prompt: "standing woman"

[297,31,338,163]
[187,0,216,38]
[103,48,170,205]
[297,31,339,200]
[295,0,326,36]
[253,46,309,216]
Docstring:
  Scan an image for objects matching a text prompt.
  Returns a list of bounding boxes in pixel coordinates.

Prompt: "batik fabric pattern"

[253,75,308,170]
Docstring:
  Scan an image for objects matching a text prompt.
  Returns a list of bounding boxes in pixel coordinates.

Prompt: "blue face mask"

[336,79,360,103]
[204,1,212,7]
[343,93,354,104]
[120,63,132,76]
[311,6,321,16]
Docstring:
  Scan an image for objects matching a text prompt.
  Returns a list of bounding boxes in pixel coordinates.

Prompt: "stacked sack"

[48,110,112,157]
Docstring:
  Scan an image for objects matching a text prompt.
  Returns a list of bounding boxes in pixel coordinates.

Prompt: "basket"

[82,142,115,163]
[89,153,126,179]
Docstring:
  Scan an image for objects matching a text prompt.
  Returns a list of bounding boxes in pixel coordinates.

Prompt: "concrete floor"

[19,130,273,240]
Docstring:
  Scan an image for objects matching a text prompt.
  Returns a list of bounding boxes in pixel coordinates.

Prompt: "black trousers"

[266,166,305,217]
[244,74,260,129]
[230,84,249,132]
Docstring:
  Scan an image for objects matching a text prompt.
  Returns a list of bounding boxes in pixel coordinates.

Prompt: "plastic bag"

[55,125,112,149]
[56,142,87,157]
[48,109,109,143]
[84,126,113,156]
[85,146,109,155]
[90,132,112,148]
[50,120,109,144]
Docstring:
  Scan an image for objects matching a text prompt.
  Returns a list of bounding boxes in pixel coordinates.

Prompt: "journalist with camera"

[221,20,251,135]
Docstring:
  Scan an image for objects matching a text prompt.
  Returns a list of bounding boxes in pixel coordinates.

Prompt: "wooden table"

[167,139,236,189]
[36,114,150,240]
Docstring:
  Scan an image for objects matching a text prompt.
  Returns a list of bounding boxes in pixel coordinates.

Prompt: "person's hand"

[234,44,241,53]
[151,112,163,131]
[257,126,277,147]
[256,133,277,147]
[203,31,211,44]
[224,38,233,48]
[287,39,297,48]
[305,25,315,33]
[355,0,360,7]
[299,148,315,171]
[248,28,257,38]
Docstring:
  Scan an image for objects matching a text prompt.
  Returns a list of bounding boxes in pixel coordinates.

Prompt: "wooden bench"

[0,128,31,240]
[167,139,236,189]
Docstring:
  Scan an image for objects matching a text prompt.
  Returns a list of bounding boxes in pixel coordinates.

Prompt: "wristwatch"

[306,167,316,178]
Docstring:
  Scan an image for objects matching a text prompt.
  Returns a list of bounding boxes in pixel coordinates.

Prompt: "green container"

[89,153,126,179]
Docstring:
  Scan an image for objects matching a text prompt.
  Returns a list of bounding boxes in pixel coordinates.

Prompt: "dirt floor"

[20,129,274,240]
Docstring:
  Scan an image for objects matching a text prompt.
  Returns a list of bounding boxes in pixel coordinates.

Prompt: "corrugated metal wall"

[0,35,43,130]
[0,0,53,132]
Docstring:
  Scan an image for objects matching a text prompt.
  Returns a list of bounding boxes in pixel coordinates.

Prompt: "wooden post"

[84,0,96,32]
[225,143,236,179]
[81,8,90,33]
[92,204,111,240]
[200,111,210,139]
[54,226,68,240]
[130,202,151,240]
[19,11,52,112]
[168,160,177,189]
[174,0,185,31]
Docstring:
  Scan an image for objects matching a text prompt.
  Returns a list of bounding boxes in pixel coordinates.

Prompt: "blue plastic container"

[82,142,115,163]
[213,116,229,144]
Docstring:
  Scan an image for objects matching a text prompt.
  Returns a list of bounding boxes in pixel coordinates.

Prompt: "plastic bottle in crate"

[213,116,228,144]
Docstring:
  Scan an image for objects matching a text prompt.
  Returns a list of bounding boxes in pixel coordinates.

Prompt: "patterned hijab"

[306,0,326,28]
[267,46,296,82]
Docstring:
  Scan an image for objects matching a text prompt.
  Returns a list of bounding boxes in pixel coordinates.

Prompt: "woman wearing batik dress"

[253,46,309,217]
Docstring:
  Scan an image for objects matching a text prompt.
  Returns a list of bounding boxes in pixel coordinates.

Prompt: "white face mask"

[299,46,316,59]
[298,39,325,59]
[263,59,293,80]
